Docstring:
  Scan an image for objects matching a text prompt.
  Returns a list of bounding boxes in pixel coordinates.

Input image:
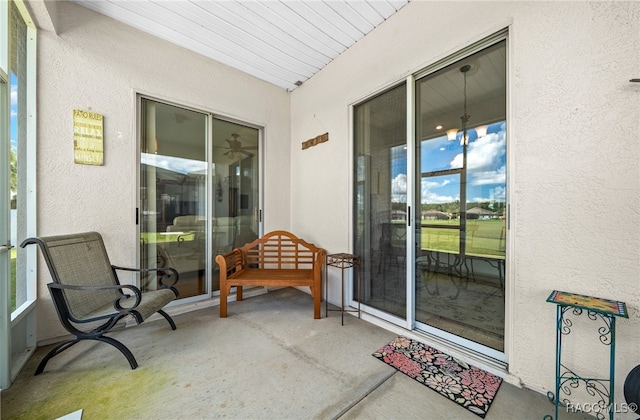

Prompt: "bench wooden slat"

[215,230,325,319]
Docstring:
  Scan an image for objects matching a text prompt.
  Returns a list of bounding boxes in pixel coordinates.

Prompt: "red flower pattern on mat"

[385,352,423,378]
[424,373,463,395]
[394,336,412,349]
[411,348,435,363]
[373,337,502,418]
[434,356,463,373]
[459,367,501,398]
[380,344,395,354]
[461,388,490,407]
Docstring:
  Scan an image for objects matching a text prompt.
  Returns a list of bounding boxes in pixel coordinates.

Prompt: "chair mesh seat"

[21,231,179,374]
[79,288,177,322]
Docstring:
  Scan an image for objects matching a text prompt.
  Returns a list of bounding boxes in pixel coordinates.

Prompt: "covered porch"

[1,288,586,419]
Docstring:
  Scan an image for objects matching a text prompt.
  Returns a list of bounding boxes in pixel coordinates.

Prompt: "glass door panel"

[354,83,407,319]
[140,99,208,299]
[2,0,37,388]
[211,118,259,292]
[9,0,28,314]
[415,41,506,352]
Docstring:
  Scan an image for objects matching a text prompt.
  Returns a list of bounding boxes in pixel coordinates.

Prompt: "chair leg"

[97,336,138,370]
[35,339,81,375]
[35,335,139,375]
[157,309,177,330]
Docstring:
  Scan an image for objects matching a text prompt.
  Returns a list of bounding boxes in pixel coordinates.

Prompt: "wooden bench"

[215,230,326,319]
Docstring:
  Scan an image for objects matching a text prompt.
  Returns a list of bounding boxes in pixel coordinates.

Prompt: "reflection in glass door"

[211,118,259,292]
[415,41,506,354]
[354,83,407,319]
[140,99,208,299]
[139,100,261,299]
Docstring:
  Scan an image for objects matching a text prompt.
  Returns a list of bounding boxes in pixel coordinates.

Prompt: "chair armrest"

[112,265,179,290]
[48,282,143,321]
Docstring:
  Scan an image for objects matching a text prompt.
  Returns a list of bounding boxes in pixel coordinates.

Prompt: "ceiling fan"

[218,133,257,159]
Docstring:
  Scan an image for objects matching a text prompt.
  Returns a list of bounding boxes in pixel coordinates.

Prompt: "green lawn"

[420,219,505,257]
[11,248,16,311]
[140,231,195,244]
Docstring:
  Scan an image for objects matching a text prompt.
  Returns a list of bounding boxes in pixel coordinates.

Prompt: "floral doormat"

[372,337,503,418]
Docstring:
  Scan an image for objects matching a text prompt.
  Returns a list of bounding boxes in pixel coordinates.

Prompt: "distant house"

[391,210,407,222]
[466,207,496,220]
[422,209,450,220]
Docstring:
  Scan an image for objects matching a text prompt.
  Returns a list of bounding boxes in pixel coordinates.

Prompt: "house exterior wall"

[32,2,291,341]
[290,0,640,401]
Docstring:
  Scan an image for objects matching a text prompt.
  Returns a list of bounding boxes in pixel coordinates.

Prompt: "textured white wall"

[291,0,640,403]
[33,1,290,341]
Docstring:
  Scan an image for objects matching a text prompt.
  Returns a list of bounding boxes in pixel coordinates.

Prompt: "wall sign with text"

[73,109,104,165]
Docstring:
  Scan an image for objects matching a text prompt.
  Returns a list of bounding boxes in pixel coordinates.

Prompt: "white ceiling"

[74,0,410,91]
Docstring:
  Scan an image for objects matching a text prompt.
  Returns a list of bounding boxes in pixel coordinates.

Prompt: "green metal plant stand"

[545,290,628,420]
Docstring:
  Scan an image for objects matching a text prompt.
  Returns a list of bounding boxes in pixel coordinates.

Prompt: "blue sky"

[10,73,18,153]
[392,121,506,205]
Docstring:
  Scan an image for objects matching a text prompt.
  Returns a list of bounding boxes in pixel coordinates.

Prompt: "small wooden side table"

[325,253,361,325]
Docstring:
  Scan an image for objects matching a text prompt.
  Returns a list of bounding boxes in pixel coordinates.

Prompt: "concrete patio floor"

[1,287,587,420]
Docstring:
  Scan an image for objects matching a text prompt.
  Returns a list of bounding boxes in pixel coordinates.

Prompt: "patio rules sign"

[73,109,104,165]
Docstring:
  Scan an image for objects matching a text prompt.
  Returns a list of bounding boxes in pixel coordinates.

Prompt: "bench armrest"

[314,249,326,278]
[215,249,244,277]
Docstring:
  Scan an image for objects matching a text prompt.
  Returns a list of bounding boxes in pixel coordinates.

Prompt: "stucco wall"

[33,1,290,341]
[290,0,640,403]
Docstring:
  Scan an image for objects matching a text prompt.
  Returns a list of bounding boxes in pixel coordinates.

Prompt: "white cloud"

[471,186,506,203]
[10,84,17,106]
[10,83,18,118]
[423,191,457,204]
[141,153,207,175]
[392,174,459,204]
[471,165,506,186]
[421,177,458,204]
[450,131,505,172]
[493,185,506,201]
[391,173,406,202]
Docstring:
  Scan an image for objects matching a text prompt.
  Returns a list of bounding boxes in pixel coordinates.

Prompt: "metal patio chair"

[21,231,179,375]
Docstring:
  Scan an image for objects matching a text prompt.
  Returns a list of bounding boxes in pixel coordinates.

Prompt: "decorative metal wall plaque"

[73,109,104,165]
[302,132,328,150]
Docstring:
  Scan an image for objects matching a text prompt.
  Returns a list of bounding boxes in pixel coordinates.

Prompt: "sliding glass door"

[354,37,507,359]
[415,41,506,355]
[211,118,259,292]
[140,99,208,299]
[139,98,260,299]
[354,83,407,319]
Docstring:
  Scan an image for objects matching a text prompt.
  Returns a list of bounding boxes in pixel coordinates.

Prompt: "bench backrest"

[239,230,324,269]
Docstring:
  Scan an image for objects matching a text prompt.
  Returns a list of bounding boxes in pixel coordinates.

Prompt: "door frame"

[0,0,38,389]
[348,29,510,364]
